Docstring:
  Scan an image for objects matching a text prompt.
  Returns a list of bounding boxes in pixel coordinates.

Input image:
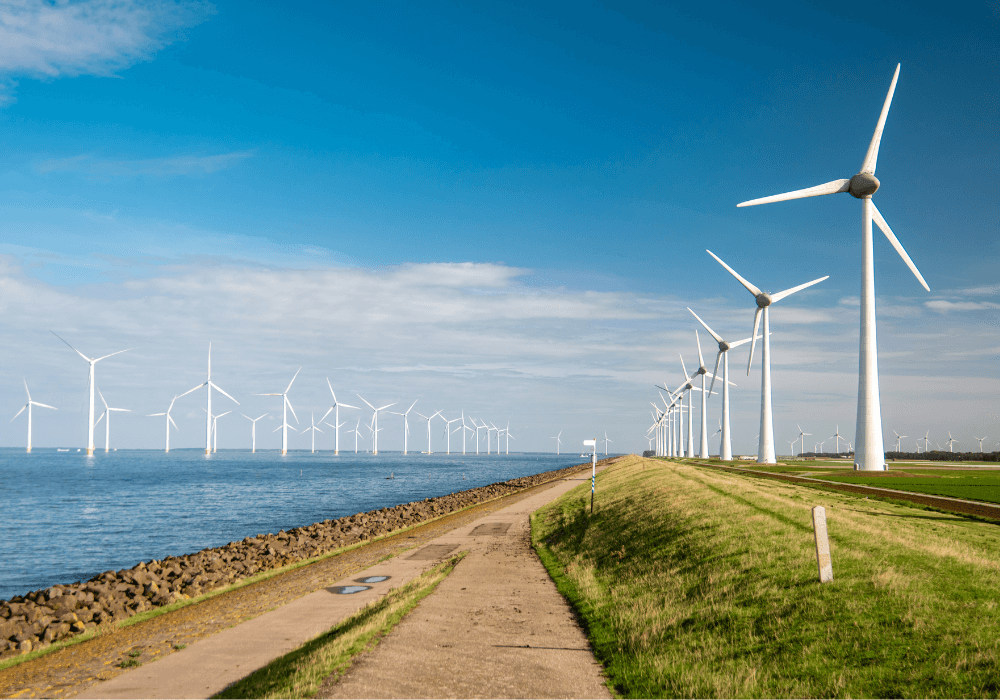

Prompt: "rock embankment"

[0,459,607,659]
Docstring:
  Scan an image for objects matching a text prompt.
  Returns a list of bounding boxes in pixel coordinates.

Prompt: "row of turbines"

[15,334,520,456]
[788,428,993,455]
[648,64,935,471]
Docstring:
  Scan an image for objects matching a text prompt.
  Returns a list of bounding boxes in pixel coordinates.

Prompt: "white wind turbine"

[11,379,57,452]
[241,413,268,452]
[322,380,359,455]
[974,435,989,452]
[414,410,442,453]
[687,308,756,461]
[94,387,129,452]
[52,332,134,455]
[686,330,725,459]
[736,64,929,471]
[707,250,828,464]
[460,411,473,454]
[667,358,699,457]
[471,418,486,454]
[787,438,798,457]
[551,430,562,455]
[601,431,612,456]
[923,430,931,453]
[256,369,301,455]
[347,417,362,454]
[444,416,462,454]
[356,394,396,455]
[504,422,514,454]
[830,425,846,454]
[211,411,231,452]
[303,411,324,453]
[178,343,240,455]
[946,432,958,452]
[487,422,498,455]
[796,425,812,456]
[892,430,908,453]
[389,400,418,455]
[147,396,180,452]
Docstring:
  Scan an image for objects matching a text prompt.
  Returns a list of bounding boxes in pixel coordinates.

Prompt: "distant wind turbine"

[830,425,846,454]
[601,431,612,456]
[974,435,989,452]
[322,380,358,455]
[356,394,396,454]
[211,411,230,452]
[444,416,462,454]
[177,343,239,455]
[389,400,418,454]
[241,413,268,452]
[892,430,908,452]
[706,251,827,464]
[147,396,180,452]
[303,411,324,453]
[796,425,812,456]
[51,332,133,454]
[347,417,362,454]
[256,368,301,454]
[551,430,562,455]
[736,64,929,471]
[415,410,442,453]
[94,387,129,452]
[11,379,57,452]
[946,432,958,452]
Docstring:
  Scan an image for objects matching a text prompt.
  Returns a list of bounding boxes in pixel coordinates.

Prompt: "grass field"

[532,455,1000,698]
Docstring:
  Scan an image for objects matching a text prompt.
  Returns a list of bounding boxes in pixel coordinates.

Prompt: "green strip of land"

[531,455,1000,698]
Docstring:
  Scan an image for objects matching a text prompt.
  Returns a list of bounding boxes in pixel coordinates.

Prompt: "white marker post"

[812,506,833,583]
[584,439,597,513]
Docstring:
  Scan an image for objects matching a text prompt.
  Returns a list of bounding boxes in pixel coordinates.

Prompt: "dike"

[0,459,597,659]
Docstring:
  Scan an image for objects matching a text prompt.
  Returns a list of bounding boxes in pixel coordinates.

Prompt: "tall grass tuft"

[532,456,1000,698]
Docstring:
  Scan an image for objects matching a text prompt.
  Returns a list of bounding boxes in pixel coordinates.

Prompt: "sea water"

[0,448,590,600]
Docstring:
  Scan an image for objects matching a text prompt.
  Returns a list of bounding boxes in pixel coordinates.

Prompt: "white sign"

[583,439,596,446]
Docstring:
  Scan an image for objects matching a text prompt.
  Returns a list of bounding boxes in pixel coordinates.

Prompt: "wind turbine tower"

[256,368,301,454]
[95,388,130,452]
[736,64,929,471]
[552,430,562,455]
[148,396,180,452]
[12,380,57,452]
[178,343,240,455]
[323,380,359,455]
[241,413,268,452]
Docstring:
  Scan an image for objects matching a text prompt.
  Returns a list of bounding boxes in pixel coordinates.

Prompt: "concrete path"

[77,468,609,699]
[318,475,611,699]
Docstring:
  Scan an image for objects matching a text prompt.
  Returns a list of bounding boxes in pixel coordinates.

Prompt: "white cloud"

[35,151,254,177]
[925,300,1000,313]
[0,0,211,103]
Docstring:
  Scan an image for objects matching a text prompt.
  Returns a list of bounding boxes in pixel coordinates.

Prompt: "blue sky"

[0,0,996,453]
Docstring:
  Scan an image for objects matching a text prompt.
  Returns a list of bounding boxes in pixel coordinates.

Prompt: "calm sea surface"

[0,448,594,600]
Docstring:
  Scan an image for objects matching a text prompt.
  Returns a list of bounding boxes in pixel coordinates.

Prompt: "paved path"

[318,475,611,699]
[77,466,610,699]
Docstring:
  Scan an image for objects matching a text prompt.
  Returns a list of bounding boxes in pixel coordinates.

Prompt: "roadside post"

[812,506,833,583]
[584,439,597,513]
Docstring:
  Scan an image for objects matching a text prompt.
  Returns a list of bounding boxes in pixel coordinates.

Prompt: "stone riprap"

[0,460,599,659]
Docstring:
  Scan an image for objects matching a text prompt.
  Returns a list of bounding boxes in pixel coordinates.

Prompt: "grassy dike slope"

[531,456,1000,698]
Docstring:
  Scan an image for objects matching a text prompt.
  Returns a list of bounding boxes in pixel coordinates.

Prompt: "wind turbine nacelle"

[755,292,772,308]
[849,172,880,198]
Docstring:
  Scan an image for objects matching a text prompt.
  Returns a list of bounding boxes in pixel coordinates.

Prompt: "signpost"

[583,439,597,513]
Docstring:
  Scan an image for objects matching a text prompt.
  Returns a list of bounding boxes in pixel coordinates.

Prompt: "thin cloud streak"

[35,151,253,177]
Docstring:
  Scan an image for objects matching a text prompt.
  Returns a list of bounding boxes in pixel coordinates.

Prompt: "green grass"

[532,455,1000,698]
[213,553,466,699]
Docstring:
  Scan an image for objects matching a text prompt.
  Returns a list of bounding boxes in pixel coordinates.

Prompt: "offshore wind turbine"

[256,368,301,454]
[504,422,514,454]
[486,422,498,455]
[687,308,755,461]
[94,388,129,452]
[51,332,133,455]
[414,411,442,453]
[356,394,396,455]
[323,380,359,455]
[472,418,486,454]
[707,250,828,464]
[444,416,462,454]
[147,396,180,452]
[12,380,57,452]
[347,417,362,454]
[389,400,418,454]
[736,64,929,471]
[178,343,240,455]
[211,411,231,452]
[241,413,268,452]
[460,411,473,454]
[303,411,324,453]
[551,430,562,455]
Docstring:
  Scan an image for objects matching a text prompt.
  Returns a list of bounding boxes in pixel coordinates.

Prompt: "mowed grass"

[812,470,1000,505]
[214,553,465,699]
[531,455,1000,698]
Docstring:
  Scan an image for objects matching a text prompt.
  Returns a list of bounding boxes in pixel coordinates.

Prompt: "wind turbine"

[551,430,562,455]
[241,413,268,452]
[460,411,473,454]
[830,425,846,454]
[11,379,57,452]
[796,425,812,456]
[94,387,129,452]
[787,438,798,457]
[356,394,396,454]
[706,250,828,464]
[669,357,699,458]
[444,416,462,454]
[211,411,231,452]
[892,430,908,452]
[303,411,324,453]
[504,423,514,454]
[486,422,498,455]
[687,308,755,461]
[472,418,486,454]
[147,396,180,452]
[178,343,240,455]
[51,332,133,454]
[601,431,613,456]
[946,432,958,452]
[256,368,301,455]
[389,400,418,454]
[347,417,362,454]
[10,379,59,452]
[974,435,989,452]
[923,430,931,453]
[414,411,442,453]
[736,64,929,471]
[322,380,358,455]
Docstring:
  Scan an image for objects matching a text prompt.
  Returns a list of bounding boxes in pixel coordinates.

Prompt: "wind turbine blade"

[770,275,829,303]
[210,382,240,405]
[326,378,337,400]
[708,351,722,395]
[94,348,135,362]
[728,334,760,349]
[11,405,26,421]
[51,331,94,362]
[286,397,299,424]
[861,63,900,175]
[679,354,690,381]
[169,415,178,430]
[406,399,418,414]
[148,412,166,417]
[319,407,334,423]
[706,250,762,297]
[256,414,267,421]
[870,202,930,291]
[96,411,106,426]
[687,308,723,344]
[737,179,851,208]
[339,403,360,410]
[97,387,109,409]
[284,368,301,394]
[356,394,376,410]
[695,330,705,368]
[747,307,762,375]
[377,403,397,411]
[34,402,58,410]
[177,383,206,399]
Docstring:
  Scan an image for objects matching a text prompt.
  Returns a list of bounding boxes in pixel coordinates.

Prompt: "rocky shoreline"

[0,459,603,659]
